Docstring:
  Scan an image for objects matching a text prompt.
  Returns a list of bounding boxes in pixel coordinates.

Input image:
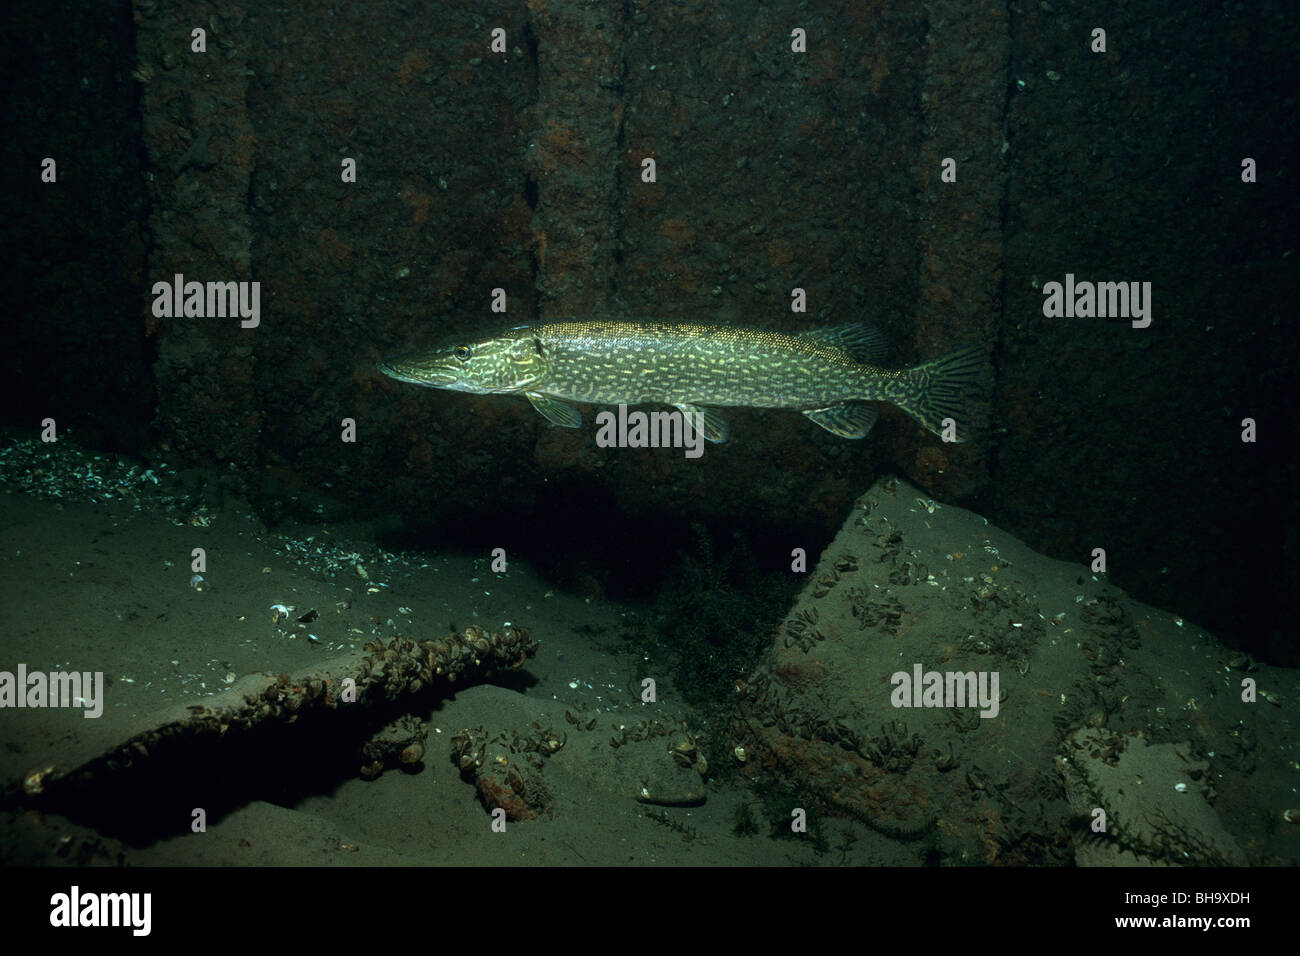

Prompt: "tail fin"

[893,343,987,442]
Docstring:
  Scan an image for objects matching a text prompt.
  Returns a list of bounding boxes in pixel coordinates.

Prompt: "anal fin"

[802,402,878,439]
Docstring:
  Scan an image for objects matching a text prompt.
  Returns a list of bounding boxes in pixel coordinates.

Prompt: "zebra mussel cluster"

[360,622,536,700]
[782,606,824,653]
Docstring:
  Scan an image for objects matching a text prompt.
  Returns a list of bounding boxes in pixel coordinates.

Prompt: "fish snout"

[375,357,461,388]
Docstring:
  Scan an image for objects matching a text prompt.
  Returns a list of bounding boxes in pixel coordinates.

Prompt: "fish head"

[377,326,547,394]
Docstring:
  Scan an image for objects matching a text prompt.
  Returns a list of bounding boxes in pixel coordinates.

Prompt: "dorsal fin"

[798,323,889,365]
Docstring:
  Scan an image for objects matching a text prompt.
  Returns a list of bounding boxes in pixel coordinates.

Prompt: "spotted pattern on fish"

[377,320,985,441]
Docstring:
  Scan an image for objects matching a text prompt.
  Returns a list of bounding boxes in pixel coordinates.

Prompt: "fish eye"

[453,345,471,361]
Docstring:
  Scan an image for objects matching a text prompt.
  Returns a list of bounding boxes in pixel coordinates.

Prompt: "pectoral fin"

[802,402,878,439]
[525,392,582,428]
[676,404,730,443]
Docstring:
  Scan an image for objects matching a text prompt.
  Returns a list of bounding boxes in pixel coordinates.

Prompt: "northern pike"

[376,320,985,442]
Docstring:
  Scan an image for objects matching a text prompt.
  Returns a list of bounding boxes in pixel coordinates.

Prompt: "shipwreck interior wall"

[1,0,1296,658]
